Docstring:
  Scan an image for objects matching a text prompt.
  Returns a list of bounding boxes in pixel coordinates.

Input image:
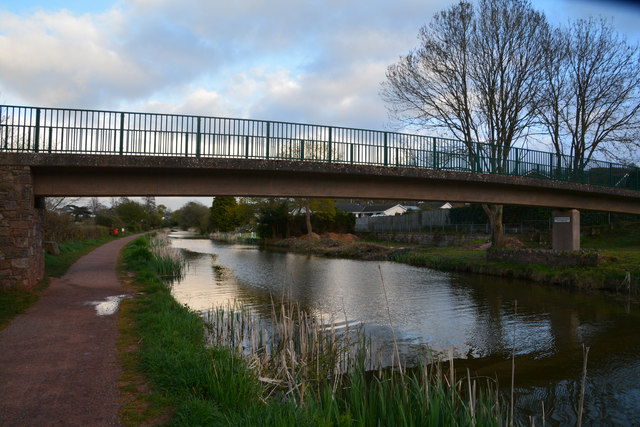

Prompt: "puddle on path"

[85,295,128,316]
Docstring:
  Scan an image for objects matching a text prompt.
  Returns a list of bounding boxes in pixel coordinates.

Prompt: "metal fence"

[2,105,638,191]
[355,210,551,234]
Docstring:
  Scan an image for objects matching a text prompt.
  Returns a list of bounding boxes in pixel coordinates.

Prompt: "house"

[336,203,407,218]
[417,201,453,210]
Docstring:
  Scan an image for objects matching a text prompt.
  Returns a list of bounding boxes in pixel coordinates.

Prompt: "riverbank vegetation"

[119,235,510,425]
[387,221,640,294]
[46,196,171,237]
[257,219,640,295]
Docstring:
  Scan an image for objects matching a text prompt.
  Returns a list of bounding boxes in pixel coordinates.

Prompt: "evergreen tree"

[209,196,238,232]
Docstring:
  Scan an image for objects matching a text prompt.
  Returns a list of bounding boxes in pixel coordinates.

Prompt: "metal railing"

[1,105,638,191]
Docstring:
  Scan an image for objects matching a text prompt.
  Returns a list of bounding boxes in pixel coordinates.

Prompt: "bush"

[45,211,110,242]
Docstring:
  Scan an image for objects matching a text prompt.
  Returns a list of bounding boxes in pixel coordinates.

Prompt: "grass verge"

[390,243,640,293]
[0,235,118,330]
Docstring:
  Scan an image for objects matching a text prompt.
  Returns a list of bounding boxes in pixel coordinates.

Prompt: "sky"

[1,0,639,210]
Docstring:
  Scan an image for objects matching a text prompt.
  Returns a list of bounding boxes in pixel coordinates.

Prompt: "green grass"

[119,236,266,425]
[0,280,47,330]
[0,235,118,330]
[120,235,509,426]
[384,223,640,294]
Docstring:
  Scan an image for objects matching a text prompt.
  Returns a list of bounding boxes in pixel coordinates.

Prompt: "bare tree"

[87,197,106,214]
[538,27,570,171]
[382,0,547,246]
[45,197,82,212]
[540,18,640,170]
[1,106,11,150]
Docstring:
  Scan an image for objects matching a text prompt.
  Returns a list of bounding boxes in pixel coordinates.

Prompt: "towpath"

[0,235,140,426]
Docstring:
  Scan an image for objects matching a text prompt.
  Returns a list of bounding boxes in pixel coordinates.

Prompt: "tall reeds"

[148,233,186,278]
[204,299,361,402]
[203,297,507,425]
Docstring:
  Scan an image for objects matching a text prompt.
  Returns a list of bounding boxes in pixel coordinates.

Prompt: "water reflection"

[169,232,640,425]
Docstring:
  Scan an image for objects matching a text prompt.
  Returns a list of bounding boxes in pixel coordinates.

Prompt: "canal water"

[169,231,640,425]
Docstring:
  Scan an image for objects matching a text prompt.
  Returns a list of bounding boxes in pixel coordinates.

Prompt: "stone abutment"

[0,165,45,290]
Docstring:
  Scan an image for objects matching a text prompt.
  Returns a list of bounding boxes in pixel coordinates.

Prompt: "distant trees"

[174,201,209,233]
[209,196,239,232]
[114,198,150,231]
[254,198,354,240]
[256,198,292,239]
[382,0,640,246]
[290,198,337,238]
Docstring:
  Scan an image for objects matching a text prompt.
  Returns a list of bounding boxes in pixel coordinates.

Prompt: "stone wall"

[487,248,600,267]
[0,165,45,290]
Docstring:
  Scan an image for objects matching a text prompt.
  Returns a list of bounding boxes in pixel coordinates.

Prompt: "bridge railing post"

[34,108,41,153]
[266,122,270,159]
[328,127,332,163]
[432,137,437,170]
[196,117,202,158]
[300,139,305,161]
[383,132,388,166]
[609,163,613,186]
[119,112,124,155]
[350,140,354,164]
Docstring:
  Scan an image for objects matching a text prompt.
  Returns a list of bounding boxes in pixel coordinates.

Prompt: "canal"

[169,231,640,425]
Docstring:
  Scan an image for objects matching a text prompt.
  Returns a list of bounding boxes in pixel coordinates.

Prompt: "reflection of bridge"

[2,105,640,289]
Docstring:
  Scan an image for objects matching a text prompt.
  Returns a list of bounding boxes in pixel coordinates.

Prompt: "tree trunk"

[305,198,313,239]
[482,203,505,247]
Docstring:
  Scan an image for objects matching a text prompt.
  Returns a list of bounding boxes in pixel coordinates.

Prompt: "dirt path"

[0,235,140,426]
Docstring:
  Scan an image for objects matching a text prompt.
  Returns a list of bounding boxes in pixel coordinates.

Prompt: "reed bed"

[203,299,508,425]
[204,300,368,400]
[147,233,186,278]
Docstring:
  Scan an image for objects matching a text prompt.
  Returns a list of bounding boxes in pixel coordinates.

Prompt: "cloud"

[0,9,143,106]
[139,87,235,117]
[0,6,220,108]
[2,0,637,134]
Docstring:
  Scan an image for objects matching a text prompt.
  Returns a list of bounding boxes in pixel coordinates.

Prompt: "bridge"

[2,105,640,289]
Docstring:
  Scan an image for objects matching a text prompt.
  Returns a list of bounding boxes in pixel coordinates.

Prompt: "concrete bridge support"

[552,209,580,251]
[0,165,45,290]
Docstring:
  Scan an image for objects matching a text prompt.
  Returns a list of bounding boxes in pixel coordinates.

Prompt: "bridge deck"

[4,153,640,215]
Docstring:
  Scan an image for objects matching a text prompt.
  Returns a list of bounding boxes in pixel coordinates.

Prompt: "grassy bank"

[0,235,118,330]
[119,235,508,426]
[390,223,640,293]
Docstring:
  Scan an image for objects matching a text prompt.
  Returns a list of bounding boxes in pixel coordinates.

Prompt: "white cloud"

[1,0,638,133]
[140,88,231,116]
[0,9,150,106]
